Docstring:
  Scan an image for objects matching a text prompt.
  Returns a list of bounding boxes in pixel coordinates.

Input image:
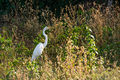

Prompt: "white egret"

[31,26,49,61]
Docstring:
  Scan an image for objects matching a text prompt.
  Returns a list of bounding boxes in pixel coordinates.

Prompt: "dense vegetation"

[0,0,120,80]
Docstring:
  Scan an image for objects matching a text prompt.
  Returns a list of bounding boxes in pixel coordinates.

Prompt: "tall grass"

[0,1,120,80]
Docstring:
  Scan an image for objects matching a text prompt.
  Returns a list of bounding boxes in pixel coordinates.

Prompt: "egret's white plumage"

[31,26,49,61]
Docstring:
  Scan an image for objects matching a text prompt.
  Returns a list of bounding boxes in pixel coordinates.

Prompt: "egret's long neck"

[43,29,48,48]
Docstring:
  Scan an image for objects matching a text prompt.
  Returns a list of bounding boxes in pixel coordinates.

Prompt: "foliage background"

[0,0,120,79]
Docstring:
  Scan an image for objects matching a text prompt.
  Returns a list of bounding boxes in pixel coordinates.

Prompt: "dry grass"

[0,1,120,80]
